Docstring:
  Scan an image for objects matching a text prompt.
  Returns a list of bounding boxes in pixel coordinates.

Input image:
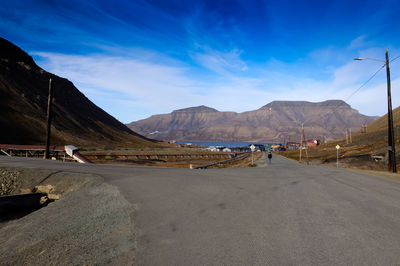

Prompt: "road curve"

[1,155,400,265]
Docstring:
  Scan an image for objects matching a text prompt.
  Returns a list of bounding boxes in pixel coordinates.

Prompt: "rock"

[0,168,20,195]
[40,196,49,205]
[35,184,54,194]
[20,188,32,194]
[48,194,61,200]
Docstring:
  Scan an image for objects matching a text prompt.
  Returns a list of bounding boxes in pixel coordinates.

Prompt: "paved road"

[1,155,400,265]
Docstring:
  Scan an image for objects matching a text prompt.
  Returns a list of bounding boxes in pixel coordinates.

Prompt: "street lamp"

[354,50,397,173]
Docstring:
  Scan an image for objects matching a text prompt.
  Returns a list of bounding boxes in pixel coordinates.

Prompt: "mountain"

[127,101,377,142]
[0,37,157,147]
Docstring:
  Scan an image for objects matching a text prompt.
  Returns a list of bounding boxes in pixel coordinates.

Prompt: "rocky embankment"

[0,169,20,195]
[0,167,137,265]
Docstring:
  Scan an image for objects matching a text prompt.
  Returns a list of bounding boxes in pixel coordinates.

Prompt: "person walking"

[267,151,272,164]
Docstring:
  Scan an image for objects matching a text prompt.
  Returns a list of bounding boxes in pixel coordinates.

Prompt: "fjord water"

[178,141,276,147]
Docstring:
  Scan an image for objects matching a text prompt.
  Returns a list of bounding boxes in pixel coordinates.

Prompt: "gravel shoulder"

[0,167,137,265]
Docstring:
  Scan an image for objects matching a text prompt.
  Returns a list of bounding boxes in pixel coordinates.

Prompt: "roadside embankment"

[279,145,391,171]
[0,167,136,265]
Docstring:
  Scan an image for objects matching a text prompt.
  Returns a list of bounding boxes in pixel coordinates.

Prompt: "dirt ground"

[279,145,398,173]
[0,167,137,265]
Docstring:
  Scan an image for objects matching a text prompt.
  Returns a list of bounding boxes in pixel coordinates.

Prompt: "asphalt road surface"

[1,155,400,265]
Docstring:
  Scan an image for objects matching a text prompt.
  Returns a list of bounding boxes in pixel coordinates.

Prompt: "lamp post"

[354,50,397,173]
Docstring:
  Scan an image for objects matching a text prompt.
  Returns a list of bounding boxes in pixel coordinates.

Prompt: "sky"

[1,0,400,123]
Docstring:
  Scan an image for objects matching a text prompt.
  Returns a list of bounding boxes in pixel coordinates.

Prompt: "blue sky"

[1,0,400,123]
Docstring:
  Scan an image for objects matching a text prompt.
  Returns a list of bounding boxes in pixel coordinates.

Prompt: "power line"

[325,53,399,114]
[343,64,385,104]
[300,63,385,126]
[390,55,400,63]
[292,55,397,141]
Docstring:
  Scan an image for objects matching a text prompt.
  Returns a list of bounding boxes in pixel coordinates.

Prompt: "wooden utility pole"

[385,50,397,173]
[44,78,53,159]
[299,124,303,162]
[361,124,367,134]
[299,123,309,164]
[349,128,352,143]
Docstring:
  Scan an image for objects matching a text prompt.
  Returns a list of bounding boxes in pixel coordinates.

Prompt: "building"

[304,139,320,147]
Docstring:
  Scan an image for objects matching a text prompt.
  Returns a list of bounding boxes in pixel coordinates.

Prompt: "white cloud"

[32,44,400,123]
[191,46,248,76]
[34,52,205,122]
[348,35,373,50]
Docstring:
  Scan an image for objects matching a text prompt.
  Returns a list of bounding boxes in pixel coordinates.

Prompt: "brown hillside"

[367,107,400,133]
[0,37,158,148]
[128,101,376,142]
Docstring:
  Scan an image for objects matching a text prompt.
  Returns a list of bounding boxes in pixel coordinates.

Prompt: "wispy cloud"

[33,38,400,124]
[348,35,374,50]
[191,46,248,76]
[33,51,203,121]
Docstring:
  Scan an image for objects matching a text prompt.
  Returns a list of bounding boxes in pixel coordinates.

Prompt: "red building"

[304,139,320,147]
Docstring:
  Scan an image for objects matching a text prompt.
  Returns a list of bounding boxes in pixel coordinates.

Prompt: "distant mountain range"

[0,37,157,147]
[127,101,377,142]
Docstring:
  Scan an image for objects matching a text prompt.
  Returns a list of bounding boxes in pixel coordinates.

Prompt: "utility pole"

[299,123,309,164]
[361,124,367,134]
[355,51,397,173]
[386,50,397,173]
[345,128,348,144]
[299,124,303,162]
[349,128,352,143]
[44,78,53,159]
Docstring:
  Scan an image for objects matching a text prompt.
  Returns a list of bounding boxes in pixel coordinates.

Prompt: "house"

[207,146,218,152]
[287,142,300,150]
[304,139,320,147]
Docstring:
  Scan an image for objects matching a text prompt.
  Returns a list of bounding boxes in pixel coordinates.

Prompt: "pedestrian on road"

[267,151,272,164]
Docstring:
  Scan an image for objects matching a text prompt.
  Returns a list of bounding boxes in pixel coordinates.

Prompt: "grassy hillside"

[281,106,400,170]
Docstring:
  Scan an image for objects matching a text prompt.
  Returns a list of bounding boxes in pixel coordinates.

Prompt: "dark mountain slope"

[0,37,157,147]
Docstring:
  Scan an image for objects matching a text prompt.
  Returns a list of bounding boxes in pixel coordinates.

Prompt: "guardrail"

[0,144,91,163]
[84,152,234,162]
[195,153,249,169]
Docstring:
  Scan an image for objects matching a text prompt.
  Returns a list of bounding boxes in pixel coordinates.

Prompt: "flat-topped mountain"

[261,100,350,109]
[172,105,219,113]
[127,100,377,142]
[0,37,157,147]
